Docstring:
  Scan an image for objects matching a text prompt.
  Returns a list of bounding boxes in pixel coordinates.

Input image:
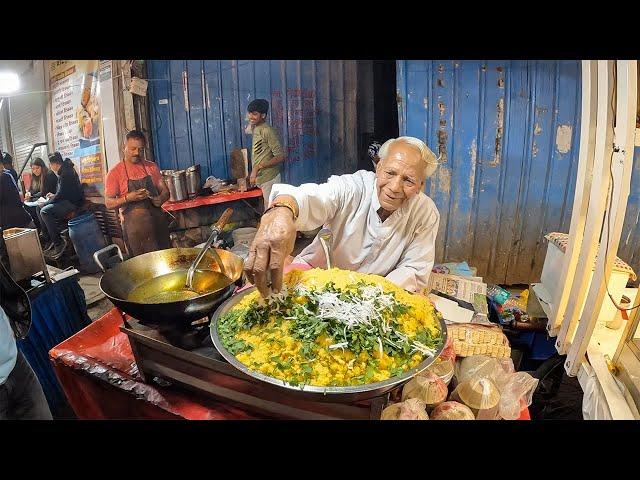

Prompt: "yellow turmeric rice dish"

[217,268,443,387]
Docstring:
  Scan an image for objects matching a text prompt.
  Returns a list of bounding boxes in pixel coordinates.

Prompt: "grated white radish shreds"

[264,282,435,357]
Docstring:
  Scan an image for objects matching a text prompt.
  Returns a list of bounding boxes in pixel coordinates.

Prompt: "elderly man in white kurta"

[244,136,440,297]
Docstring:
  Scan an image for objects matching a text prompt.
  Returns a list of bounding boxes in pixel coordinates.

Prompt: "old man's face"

[375,142,425,212]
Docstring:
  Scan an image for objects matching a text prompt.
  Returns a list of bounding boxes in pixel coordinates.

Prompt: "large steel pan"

[96,245,244,328]
[210,286,448,403]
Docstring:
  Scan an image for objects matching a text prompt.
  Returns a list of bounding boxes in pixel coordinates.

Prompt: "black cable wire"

[604,145,640,311]
[597,62,640,312]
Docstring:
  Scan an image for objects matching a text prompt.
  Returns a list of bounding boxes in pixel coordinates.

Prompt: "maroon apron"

[121,162,170,256]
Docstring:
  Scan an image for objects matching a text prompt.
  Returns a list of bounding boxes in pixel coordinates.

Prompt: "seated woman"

[0,169,34,231]
[24,158,58,232]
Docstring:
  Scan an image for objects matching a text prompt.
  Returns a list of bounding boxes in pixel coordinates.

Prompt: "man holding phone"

[105,130,171,256]
[38,152,85,258]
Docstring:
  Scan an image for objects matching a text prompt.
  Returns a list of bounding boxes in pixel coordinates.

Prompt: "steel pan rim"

[210,286,448,398]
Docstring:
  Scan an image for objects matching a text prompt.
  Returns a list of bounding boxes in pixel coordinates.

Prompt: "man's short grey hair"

[378,136,438,178]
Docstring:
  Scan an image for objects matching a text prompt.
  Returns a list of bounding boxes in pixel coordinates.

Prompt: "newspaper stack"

[427,262,489,324]
[428,272,487,304]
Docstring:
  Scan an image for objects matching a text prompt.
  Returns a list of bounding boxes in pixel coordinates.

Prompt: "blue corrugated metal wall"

[147,60,357,186]
[147,60,639,285]
[398,60,583,284]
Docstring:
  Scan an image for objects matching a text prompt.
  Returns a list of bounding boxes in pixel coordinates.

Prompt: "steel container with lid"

[164,169,188,202]
[185,164,202,198]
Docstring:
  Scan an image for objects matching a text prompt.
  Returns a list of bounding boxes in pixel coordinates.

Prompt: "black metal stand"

[121,318,391,420]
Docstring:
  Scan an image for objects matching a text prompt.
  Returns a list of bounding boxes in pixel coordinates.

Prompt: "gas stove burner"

[161,324,211,350]
[124,315,213,351]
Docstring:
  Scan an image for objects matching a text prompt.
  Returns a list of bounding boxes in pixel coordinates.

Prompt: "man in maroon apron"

[105,130,170,256]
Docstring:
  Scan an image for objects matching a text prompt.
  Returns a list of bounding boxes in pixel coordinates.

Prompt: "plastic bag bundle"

[497,372,539,420]
[381,398,429,420]
[203,176,223,193]
[431,401,475,420]
[456,355,499,384]
[401,370,448,409]
[439,335,456,364]
[453,354,537,420]
[427,357,455,385]
[450,376,501,420]
[456,355,514,386]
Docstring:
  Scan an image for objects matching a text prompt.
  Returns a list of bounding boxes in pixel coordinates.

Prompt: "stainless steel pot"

[164,169,188,202]
[185,164,201,198]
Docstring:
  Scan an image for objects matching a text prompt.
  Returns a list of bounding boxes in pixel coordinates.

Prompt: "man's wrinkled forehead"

[382,145,423,171]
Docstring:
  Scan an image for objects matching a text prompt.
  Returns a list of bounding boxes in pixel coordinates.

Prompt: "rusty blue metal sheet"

[148,60,357,186]
[398,60,583,284]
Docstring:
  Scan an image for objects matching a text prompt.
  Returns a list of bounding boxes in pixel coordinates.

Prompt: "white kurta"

[270,170,440,292]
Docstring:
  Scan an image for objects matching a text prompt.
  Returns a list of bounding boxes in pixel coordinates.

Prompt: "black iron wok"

[95,244,244,328]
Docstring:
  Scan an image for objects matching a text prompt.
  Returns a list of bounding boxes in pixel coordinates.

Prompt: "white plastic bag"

[498,372,539,420]
[203,176,223,193]
[582,368,613,420]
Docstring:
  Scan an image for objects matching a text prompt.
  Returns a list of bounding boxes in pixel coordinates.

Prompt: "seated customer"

[25,158,57,201]
[0,169,34,231]
[24,158,57,232]
[38,153,85,258]
[1,153,19,185]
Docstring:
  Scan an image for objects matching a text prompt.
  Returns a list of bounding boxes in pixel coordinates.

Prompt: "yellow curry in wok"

[218,268,443,387]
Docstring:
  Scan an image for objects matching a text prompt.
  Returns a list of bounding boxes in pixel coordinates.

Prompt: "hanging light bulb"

[0,72,20,94]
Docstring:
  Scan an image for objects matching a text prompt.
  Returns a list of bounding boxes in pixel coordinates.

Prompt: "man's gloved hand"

[244,206,296,298]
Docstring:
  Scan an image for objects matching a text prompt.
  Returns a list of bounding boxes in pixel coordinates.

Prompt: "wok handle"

[93,244,123,272]
[212,208,233,235]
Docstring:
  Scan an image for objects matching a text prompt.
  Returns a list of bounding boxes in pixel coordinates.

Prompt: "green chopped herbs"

[217,280,443,384]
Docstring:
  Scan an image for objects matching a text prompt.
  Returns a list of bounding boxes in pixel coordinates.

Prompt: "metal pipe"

[318,228,333,269]
[17,141,48,179]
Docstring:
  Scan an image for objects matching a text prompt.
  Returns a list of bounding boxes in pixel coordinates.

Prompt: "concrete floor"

[76,272,114,321]
[86,296,114,321]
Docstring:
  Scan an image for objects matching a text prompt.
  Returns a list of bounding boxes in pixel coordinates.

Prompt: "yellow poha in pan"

[217,268,443,387]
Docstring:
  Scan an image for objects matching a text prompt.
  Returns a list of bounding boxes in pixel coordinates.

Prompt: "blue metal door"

[398,60,582,284]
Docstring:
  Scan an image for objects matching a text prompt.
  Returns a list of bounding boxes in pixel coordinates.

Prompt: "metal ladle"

[185,208,234,289]
[318,228,333,269]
